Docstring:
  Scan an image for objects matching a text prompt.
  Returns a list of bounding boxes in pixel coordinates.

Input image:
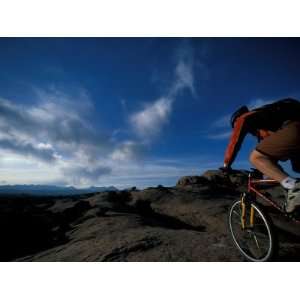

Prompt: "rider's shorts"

[255,121,300,172]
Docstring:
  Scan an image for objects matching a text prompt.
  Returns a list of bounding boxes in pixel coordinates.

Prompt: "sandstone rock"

[176,175,209,187]
[0,169,299,262]
[202,169,249,186]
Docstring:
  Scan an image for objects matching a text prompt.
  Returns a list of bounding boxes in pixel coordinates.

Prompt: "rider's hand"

[219,165,232,174]
[219,166,232,177]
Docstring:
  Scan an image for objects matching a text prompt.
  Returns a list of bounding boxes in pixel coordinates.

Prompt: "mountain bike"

[228,168,300,262]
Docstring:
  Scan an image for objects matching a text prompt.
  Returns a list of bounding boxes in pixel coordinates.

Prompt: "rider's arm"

[224,111,257,168]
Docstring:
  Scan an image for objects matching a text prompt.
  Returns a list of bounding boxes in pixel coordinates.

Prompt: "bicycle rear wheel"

[228,199,275,262]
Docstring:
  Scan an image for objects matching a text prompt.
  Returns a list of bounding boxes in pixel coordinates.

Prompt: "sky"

[0,37,300,188]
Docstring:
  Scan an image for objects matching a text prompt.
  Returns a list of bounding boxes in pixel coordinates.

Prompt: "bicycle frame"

[246,171,300,224]
[249,175,282,211]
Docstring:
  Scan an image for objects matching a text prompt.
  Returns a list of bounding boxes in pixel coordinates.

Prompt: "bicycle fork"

[241,193,255,230]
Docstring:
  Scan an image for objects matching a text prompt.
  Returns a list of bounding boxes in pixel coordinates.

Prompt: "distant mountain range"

[0,184,118,196]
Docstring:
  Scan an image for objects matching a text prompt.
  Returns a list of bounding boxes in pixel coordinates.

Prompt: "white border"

[0,0,300,36]
[0,0,299,299]
[0,262,299,300]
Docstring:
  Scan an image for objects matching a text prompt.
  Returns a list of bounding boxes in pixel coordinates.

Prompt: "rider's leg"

[249,150,288,182]
[252,121,300,212]
[254,121,300,183]
[249,149,300,212]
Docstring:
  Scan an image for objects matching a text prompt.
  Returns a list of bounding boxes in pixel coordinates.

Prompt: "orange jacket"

[224,98,300,167]
[224,111,271,167]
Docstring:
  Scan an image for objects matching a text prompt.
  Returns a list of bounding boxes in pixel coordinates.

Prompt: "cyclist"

[223,98,300,213]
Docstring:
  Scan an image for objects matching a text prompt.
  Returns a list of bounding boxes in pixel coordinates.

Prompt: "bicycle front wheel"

[228,200,275,262]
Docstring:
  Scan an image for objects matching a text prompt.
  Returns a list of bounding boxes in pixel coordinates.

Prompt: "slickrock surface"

[1,170,300,261]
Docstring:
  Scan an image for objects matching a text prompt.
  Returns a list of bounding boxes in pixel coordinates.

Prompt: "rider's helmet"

[230,106,249,128]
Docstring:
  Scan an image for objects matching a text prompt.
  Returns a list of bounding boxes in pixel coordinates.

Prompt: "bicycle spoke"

[252,230,268,237]
[232,210,241,217]
[252,233,261,251]
[229,200,273,261]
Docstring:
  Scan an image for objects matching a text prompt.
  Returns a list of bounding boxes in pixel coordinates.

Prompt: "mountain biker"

[223,98,300,213]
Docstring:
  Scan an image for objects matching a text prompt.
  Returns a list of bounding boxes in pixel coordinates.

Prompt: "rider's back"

[251,98,300,131]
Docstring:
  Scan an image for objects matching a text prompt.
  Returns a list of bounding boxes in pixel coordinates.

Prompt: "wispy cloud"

[0,43,203,188]
[0,87,178,187]
[130,42,196,142]
[61,165,112,186]
[110,140,143,162]
[248,98,272,109]
[0,137,57,162]
[93,156,221,189]
[0,88,117,186]
[130,97,172,140]
[211,114,231,129]
[171,53,196,97]
[207,131,231,140]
